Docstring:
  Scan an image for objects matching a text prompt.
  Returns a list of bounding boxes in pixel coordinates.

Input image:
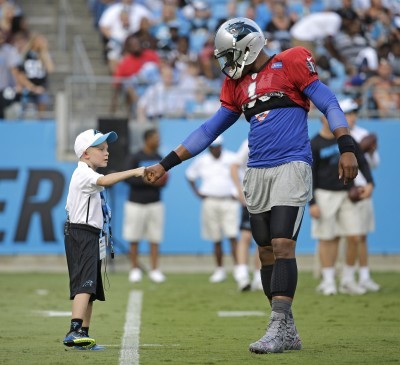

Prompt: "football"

[359,133,377,153]
[348,186,362,202]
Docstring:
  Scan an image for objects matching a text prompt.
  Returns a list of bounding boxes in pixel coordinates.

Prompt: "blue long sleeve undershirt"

[303,80,349,131]
[182,106,241,157]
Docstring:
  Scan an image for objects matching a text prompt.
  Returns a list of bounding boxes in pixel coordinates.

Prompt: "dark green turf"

[1,271,399,365]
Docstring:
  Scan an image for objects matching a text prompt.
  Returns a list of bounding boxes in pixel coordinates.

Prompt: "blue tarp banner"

[0,119,399,255]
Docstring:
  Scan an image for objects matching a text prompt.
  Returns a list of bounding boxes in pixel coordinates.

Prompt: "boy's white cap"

[74,129,118,158]
[210,135,223,147]
[339,98,359,114]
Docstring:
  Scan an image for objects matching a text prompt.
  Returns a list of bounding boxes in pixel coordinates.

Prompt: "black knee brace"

[270,258,298,298]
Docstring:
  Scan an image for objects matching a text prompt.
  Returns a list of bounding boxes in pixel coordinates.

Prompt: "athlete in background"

[144,17,358,354]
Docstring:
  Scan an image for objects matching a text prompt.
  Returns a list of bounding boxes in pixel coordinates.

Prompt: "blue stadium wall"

[0,119,399,255]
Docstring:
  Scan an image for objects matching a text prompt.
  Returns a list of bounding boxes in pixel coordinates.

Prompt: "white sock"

[342,265,356,283]
[359,266,370,282]
[321,267,335,284]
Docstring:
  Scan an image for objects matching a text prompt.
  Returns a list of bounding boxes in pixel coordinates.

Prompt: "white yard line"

[119,290,143,365]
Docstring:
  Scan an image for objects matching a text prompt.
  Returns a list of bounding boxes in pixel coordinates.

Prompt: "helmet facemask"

[215,47,250,79]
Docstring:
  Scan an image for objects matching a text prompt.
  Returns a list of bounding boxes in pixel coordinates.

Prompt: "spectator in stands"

[135,17,158,51]
[104,7,135,73]
[0,28,44,120]
[10,13,29,40]
[111,33,160,117]
[151,1,185,54]
[183,1,215,53]
[289,0,325,21]
[325,10,378,76]
[89,0,116,29]
[168,35,198,73]
[362,58,400,118]
[99,0,152,63]
[18,33,54,118]
[388,39,400,76]
[0,1,15,41]
[185,136,239,283]
[264,0,295,53]
[123,128,167,284]
[136,63,185,121]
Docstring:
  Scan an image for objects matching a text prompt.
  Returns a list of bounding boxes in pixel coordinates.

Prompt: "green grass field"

[1,271,399,365]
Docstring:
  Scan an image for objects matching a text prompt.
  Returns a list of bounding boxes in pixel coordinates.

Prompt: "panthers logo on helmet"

[226,21,258,41]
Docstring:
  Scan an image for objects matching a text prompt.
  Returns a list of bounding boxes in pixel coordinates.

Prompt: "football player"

[144,17,358,354]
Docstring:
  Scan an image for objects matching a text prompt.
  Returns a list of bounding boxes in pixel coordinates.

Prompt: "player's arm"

[144,107,240,183]
[304,80,358,184]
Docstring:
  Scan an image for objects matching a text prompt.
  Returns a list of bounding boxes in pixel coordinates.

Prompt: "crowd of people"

[89,0,400,120]
[0,0,54,120]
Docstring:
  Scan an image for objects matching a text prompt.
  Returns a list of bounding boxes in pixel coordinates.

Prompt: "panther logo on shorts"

[82,280,94,288]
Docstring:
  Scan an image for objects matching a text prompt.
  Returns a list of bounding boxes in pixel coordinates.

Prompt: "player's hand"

[144,163,165,183]
[359,183,373,200]
[338,152,358,185]
[309,204,321,219]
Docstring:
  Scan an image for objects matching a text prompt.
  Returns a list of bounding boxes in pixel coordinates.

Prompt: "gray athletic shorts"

[243,161,312,214]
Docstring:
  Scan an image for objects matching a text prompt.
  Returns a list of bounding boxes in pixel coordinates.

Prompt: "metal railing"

[56,75,400,161]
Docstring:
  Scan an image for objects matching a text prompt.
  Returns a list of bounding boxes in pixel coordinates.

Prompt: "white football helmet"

[214,17,267,79]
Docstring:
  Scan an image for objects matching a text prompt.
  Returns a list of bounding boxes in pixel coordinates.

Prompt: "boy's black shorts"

[64,223,105,302]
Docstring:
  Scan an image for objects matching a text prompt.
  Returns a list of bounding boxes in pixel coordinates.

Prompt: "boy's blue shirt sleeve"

[182,106,241,156]
[303,80,349,131]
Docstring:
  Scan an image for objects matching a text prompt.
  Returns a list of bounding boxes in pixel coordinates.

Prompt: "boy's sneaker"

[339,280,367,295]
[316,281,337,296]
[249,311,286,354]
[284,316,302,351]
[63,330,95,348]
[149,269,166,283]
[129,268,142,283]
[74,344,105,351]
[359,278,380,292]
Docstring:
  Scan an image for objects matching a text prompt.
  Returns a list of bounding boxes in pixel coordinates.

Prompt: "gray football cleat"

[284,315,302,350]
[249,311,286,354]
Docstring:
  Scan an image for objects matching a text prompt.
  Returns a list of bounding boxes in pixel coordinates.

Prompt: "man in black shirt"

[309,116,374,296]
[123,128,167,283]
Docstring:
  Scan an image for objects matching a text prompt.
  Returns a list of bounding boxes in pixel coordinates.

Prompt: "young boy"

[63,129,144,350]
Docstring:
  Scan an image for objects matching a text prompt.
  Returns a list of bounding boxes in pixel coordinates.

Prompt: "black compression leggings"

[249,206,304,247]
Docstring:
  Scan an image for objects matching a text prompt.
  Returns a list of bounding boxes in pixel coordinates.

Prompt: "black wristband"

[159,151,182,171]
[337,134,355,154]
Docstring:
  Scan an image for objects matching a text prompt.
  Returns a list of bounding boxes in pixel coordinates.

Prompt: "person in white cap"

[185,135,240,283]
[339,98,380,293]
[63,129,144,351]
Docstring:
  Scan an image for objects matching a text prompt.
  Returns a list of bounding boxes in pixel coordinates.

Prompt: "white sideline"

[119,290,143,365]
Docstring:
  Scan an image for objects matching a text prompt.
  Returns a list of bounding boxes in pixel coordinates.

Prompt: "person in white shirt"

[339,98,381,292]
[99,0,152,70]
[63,129,144,350]
[231,139,263,291]
[185,135,240,283]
